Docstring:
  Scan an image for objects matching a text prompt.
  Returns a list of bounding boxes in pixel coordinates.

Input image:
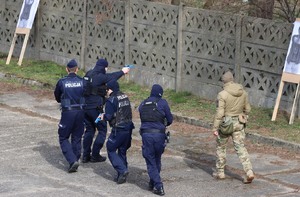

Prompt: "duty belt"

[61,106,83,111]
[140,129,165,134]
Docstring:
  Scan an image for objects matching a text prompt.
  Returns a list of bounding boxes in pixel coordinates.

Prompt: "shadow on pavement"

[183,150,245,182]
[32,141,67,172]
[182,150,215,175]
[80,157,150,191]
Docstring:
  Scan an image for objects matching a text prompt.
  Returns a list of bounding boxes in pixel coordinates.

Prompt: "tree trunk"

[263,0,275,19]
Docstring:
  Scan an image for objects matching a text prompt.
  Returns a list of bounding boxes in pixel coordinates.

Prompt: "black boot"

[90,154,106,162]
[153,186,165,196]
[117,171,129,184]
[148,181,154,191]
[68,161,79,173]
[82,155,90,163]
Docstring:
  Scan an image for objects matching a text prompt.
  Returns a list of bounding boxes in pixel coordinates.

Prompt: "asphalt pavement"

[0,91,300,197]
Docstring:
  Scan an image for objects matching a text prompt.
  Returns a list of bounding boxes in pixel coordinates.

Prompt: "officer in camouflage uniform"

[212,71,254,184]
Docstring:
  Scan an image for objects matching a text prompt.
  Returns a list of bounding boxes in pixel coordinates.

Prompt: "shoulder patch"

[108,96,115,103]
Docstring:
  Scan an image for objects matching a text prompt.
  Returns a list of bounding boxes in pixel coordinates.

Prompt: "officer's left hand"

[100,113,105,121]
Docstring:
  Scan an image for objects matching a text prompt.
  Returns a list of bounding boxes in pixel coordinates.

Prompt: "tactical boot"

[90,154,106,162]
[117,171,129,184]
[114,173,119,182]
[153,186,165,196]
[68,161,79,173]
[82,155,90,163]
[212,172,225,180]
[148,181,154,191]
[243,170,255,184]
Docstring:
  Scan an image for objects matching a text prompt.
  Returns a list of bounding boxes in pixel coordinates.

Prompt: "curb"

[0,72,50,88]
[173,113,212,128]
[247,132,300,152]
[173,113,300,152]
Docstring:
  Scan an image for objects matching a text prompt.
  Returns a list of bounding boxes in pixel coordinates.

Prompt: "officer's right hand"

[213,130,219,137]
[122,67,130,74]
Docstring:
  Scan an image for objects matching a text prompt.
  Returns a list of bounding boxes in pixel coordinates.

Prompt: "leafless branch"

[273,0,300,22]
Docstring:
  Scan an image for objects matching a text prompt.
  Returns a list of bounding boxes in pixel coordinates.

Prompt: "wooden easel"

[271,73,300,124]
[6,27,31,66]
[272,19,300,124]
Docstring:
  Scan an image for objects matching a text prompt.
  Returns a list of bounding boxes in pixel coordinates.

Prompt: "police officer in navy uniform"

[138,84,173,196]
[54,59,85,173]
[98,80,134,184]
[82,59,130,163]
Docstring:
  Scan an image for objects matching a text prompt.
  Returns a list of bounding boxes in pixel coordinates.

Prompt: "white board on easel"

[6,0,40,66]
[272,19,300,124]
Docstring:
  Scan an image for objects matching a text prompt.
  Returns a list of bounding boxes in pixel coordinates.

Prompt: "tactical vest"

[109,91,132,128]
[83,69,107,97]
[140,98,165,124]
[60,75,85,108]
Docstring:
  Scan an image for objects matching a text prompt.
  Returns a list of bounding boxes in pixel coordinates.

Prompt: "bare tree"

[247,0,300,22]
[274,0,300,22]
[134,0,300,23]
[249,0,275,19]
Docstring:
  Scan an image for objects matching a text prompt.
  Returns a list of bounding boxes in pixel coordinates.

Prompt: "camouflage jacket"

[213,81,251,130]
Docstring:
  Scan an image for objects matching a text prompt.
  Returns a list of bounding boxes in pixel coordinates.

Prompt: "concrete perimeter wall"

[0,0,296,113]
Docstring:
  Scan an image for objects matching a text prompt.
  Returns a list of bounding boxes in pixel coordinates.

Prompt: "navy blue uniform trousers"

[58,109,84,165]
[106,130,132,175]
[142,133,166,189]
[83,108,107,157]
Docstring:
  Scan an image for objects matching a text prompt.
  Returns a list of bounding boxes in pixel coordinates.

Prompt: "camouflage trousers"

[216,117,253,174]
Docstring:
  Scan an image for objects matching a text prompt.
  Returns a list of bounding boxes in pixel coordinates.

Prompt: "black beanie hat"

[96,58,108,68]
[94,58,108,74]
[150,84,163,98]
[107,80,119,92]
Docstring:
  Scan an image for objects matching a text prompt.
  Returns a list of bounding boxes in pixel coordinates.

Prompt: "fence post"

[235,15,243,83]
[175,3,184,92]
[124,0,131,81]
[81,0,87,71]
[124,0,131,65]
[34,5,41,60]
